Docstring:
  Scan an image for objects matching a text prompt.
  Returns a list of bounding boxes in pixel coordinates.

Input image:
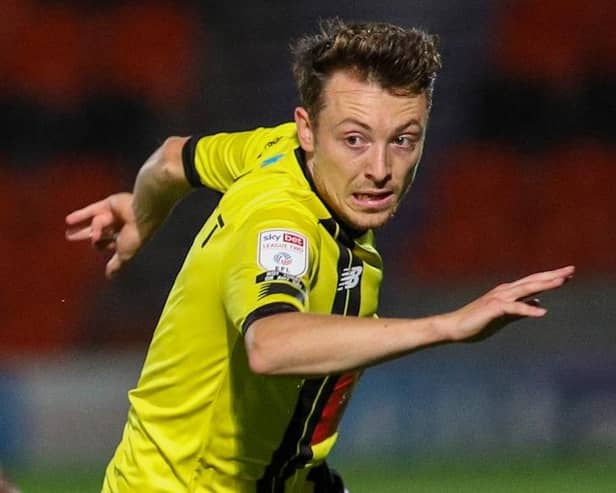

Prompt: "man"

[65,19,574,493]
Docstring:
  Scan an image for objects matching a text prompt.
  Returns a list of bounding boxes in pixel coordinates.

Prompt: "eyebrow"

[335,117,424,134]
[396,119,424,135]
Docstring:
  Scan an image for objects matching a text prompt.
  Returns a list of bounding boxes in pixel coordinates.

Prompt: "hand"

[440,265,575,343]
[65,193,143,279]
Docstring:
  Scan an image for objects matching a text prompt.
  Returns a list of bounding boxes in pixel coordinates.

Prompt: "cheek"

[317,147,355,182]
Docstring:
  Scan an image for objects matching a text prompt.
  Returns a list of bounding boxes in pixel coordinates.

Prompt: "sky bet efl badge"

[258,229,308,276]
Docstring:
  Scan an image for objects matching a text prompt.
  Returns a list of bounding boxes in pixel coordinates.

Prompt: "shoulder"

[251,122,298,147]
[251,122,299,165]
[221,140,321,224]
[219,197,322,282]
[233,122,298,157]
[191,122,297,160]
[231,194,320,240]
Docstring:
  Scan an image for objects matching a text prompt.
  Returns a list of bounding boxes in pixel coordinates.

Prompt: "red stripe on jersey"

[310,371,359,445]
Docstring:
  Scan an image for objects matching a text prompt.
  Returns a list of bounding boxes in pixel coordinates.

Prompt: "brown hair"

[291,18,442,122]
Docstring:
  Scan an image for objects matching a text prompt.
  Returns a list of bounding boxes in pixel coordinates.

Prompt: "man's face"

[295,70,429,231]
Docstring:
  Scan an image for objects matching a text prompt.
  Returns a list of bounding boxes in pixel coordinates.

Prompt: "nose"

[364,145,391,185]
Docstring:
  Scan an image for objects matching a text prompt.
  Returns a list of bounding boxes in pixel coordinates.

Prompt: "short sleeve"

[182,129,261,192]
[221,205,319,335]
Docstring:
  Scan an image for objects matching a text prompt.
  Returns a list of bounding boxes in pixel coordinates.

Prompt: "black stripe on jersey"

[201,214,224,248]
[319,218,355,249]
[318,217,339,239]
[255,271,305,290]
[257,222,365,491]
[257,376,337,493]
[241,302,298,336]
[257,282,306,305]
[181,135,207,187]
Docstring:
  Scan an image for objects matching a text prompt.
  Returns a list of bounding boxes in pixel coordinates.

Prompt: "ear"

[294,107,315,153]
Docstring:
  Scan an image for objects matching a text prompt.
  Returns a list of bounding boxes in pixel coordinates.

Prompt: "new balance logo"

[337,266,363,291]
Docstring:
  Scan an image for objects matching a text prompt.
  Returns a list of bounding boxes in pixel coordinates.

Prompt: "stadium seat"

[489,0,588,86]
[403,142,616,280]
[0,157,125,355]
[405,144,529,280]
[530,143,616,275]
[95,2,201,111]
[476,1,616,147]
[2,2,86,108]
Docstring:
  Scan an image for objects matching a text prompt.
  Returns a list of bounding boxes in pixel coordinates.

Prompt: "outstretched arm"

[65,136,190,278]
[245,265,574,376]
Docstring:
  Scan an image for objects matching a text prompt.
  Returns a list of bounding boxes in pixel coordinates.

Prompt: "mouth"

[351,190,395,210]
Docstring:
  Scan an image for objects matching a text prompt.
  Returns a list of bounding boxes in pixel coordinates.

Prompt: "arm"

[65,136,190,278]
[245,265,574,376]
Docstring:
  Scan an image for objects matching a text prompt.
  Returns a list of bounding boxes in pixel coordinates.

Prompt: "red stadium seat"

[0,0,32,89]
[1,1,201,112]
[2,2,87,108]
[0,157,125,355]
[406,144,529,280]
[531,143,616,275]
[490,0,589,86]
[93,2,201,111]
[405,142,616,281]
[490,1,616,84]
[584,2,616,74]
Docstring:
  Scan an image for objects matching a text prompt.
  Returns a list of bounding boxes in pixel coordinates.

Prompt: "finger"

[504,300,547,318]
[105,254,122,279]
[94,238,117,251]
[66,220,115,242]
[65,199,108,225]
[65,225,93,241]
[498,266,575,297]
[493,267,574,294]
[90,214,115,243]
[508,265,575,288]
[503,275,570,301]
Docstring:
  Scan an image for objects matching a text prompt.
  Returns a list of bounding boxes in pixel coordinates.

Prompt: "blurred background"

[1,0,615,491]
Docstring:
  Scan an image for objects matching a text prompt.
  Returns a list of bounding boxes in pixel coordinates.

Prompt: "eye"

[345,134,364,147]
[393,134,417,148]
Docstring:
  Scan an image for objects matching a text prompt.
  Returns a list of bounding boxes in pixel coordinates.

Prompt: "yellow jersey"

[102,122,383,492]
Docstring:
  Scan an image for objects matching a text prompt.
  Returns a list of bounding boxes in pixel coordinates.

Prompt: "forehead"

[319,70,428,130]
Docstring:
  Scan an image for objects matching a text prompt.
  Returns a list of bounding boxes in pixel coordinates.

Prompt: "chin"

[345,211,393,231]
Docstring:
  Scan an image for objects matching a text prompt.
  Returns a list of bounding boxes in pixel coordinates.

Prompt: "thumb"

[105,253,122,279]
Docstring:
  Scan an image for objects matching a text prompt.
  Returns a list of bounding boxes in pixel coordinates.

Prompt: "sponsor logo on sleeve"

[258,229,308,276]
